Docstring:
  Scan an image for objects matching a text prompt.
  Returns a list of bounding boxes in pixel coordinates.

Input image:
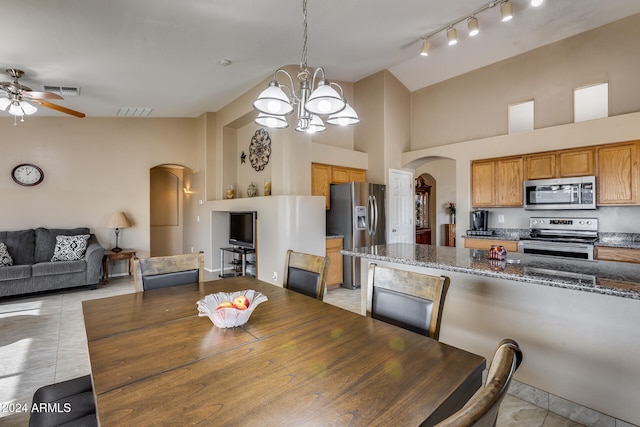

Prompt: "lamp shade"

[255,112,289,129]
[107,211,132,229]
[305,80,345,115]
[0,97,11,110]
[253,81,294,115]
[327,102,360,126]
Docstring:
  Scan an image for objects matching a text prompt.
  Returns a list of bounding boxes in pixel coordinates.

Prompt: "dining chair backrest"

[435,339,523,427]
[369,263,450,340]
[282,250,330,300]
[132,252,204,292]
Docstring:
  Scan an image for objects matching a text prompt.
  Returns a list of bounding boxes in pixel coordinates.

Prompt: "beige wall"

[1,117,197,274]
[410,13,640,148]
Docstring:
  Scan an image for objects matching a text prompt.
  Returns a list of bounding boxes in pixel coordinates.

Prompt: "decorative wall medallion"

[249,128,271,171]
[241,151,246,164]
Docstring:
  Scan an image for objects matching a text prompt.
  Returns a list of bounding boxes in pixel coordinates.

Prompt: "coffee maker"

[470,210,489,231]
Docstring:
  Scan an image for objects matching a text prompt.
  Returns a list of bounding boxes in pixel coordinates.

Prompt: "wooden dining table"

[82,276,485,426]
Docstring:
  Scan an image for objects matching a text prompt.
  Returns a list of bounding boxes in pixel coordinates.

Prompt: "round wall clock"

[249,128,272,171]
[12,163,44,186]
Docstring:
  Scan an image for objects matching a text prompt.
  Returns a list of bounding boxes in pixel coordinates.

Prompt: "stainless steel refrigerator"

[326,182,386,289]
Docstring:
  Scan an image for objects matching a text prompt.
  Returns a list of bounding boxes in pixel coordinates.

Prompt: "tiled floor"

[1,275,586,426]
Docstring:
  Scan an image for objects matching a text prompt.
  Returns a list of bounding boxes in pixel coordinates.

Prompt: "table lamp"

[107,211,132,252]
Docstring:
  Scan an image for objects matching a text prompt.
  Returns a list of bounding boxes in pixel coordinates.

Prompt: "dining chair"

[30,375,97,427]
[368,263,450,340]
[282,249,331,300]
[435,339,523,427]
[132,251,204,292]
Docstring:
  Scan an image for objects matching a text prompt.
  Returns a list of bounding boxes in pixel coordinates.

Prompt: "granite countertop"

[342,243,640,300]
[326,234,344,240]
[462,230,640,249]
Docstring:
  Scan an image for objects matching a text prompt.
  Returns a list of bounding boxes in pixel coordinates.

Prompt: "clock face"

[12,164,44,186]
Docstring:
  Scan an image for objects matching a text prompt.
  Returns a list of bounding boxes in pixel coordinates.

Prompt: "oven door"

[518,240,594,260]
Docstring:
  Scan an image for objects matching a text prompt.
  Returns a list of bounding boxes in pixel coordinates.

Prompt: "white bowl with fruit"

[197,290,268,328]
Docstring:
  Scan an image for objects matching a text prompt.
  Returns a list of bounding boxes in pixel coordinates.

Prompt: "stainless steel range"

[518,217,598,260]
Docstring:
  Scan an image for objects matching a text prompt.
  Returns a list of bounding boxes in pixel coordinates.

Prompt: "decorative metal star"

[241,151,246,164]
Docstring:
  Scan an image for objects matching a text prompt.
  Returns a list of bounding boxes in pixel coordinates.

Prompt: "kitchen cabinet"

[312,163,367,210]
[471,160,496,207]
[445,224,456,247]
[415,228,431,244]
[325,237,344,290]
[597,142,638,205]
[595,247,640,264]
[471,157,522,207]
[524,148,595,180]
[463,238,518,253]
[558,148,595,177]
[311,163,331,209]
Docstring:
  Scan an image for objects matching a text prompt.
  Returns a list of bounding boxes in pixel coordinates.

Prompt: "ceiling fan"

[0,68,85,122]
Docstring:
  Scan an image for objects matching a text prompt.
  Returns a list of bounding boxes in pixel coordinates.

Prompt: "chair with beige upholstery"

[435,339,523,427]
[132,252,204,292]
[282,250,330,300]
[368,263,450,340]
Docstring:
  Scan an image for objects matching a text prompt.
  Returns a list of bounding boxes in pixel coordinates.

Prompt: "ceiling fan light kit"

[253,0,359,134]
[0,68,85,124]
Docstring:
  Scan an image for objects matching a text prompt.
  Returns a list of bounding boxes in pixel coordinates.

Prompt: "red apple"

[233,302,248,310]
[216,301,233,310]
[233,295,250,308]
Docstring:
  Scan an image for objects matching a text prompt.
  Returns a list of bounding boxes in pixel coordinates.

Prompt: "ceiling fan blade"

[24,91,64,100]
[37,100,85,118]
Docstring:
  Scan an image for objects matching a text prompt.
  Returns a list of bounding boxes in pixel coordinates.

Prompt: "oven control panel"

[529,217,598,231]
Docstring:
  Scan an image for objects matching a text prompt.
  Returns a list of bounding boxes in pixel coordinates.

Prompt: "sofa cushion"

[0,242,13,266]
[0,264,31,282]
[32,261,86,277]
[35,228,90,263]
[0,229,35,265]
[51,235,90,261]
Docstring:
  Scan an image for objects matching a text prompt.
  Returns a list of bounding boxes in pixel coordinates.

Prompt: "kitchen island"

[343,243,640,426]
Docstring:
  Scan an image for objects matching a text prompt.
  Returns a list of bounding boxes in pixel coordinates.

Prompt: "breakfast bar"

[343,243,640,426]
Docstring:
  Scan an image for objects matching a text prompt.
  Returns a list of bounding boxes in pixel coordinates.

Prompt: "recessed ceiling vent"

[116,107,153,117]
[43,85,80,96]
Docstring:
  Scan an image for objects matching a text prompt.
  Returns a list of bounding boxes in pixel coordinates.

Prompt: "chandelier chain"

[300,0,308,73]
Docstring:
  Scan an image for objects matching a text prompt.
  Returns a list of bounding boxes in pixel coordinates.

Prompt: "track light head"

[501,1,513,22]
[420,39,431,56]
[447,27,458,46]
[467,16,479,36]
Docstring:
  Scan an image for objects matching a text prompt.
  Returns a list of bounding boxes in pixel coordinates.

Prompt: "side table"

[102,249,137,284]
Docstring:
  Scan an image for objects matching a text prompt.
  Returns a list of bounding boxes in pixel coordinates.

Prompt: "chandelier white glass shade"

[253,0,358,133]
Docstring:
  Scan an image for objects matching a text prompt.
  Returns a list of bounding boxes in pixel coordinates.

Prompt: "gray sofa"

[0,227,104,298]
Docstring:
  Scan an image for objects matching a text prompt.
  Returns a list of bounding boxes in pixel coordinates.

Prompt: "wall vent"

[43,85,80,96]
[116,107,153,117]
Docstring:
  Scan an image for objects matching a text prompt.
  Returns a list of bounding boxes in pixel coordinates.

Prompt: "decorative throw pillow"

[51,235,90,262]
[0,242,13,267]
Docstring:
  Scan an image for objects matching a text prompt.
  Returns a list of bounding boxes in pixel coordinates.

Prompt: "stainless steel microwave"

[523,176,596,210]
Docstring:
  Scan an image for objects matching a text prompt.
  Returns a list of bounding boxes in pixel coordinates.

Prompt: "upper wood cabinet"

[471,157,522,207]
[597,142,638,205]
[524,148,594,180]
[312,163,366,210]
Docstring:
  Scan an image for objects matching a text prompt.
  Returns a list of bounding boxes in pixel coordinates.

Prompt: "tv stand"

[219,247,256,278]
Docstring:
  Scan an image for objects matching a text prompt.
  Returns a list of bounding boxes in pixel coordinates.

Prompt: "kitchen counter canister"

[342,243,640,300]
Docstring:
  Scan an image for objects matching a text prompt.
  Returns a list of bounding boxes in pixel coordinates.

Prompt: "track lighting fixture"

[420,39,431,56]
[467,16,479,36]
[446,27,458,46]
[417,0,539,57]
[501,1,513,22]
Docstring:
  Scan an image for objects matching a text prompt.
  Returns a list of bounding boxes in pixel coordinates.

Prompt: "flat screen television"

[229,211,257,249]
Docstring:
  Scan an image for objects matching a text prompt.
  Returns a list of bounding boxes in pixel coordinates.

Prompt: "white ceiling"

[2,0,640,118]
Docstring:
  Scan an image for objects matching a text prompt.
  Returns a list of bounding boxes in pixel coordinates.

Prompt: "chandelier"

[253,0,359,133]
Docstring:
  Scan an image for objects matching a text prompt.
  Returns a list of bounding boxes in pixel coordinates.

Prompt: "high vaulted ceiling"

[3,0,640,118]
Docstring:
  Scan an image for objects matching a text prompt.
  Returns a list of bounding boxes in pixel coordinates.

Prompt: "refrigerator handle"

[372,195,378,235]
[367,195,375,236]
